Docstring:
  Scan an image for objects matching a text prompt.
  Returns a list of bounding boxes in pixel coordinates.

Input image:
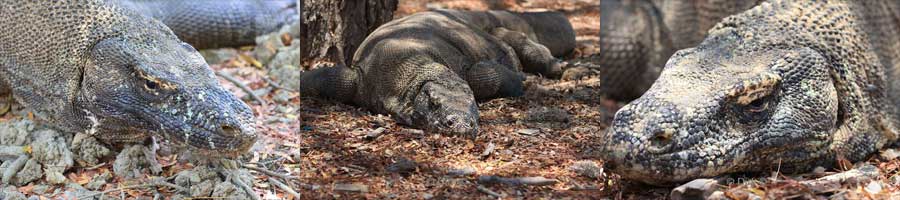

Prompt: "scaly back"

[0,0,144,124]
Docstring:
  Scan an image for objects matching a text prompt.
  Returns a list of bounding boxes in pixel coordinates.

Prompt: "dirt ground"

[9,0,900,199]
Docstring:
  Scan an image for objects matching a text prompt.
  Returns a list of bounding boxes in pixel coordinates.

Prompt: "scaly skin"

[117,0,298,49]
[586,0,761,100]
[299,9,575,135]
[0,0,257,156]
[600,0,900,185]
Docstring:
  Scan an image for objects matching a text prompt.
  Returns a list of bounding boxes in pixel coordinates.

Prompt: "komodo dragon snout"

[601,29,841,185]
[407,77,480,136]
[79,32,257,156]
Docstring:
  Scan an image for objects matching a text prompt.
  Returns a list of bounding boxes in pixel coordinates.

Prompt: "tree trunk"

[298,0,398,67]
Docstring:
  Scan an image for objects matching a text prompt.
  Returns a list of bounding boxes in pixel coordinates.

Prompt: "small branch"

[228,172,261,200]
[243,164,298,181]
[476,185,504,198]
[2,155,28,184]
[0,145,29,161]
[153,180,190,193]
[215,71,266,105]
[78,178,188,199]
[801,164,880,193]
[478,175,559,186]
[364,127,386,140]
[262,76,297,92]
[268,177,301,199]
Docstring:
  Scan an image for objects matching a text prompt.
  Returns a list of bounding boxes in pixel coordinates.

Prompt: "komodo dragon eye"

[138,76,174,98]
[746,97,768,113]
[734,92,778,123]
[144,79,160,90]
[727,73,782,123]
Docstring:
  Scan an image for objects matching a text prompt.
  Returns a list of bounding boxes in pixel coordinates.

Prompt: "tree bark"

[299,0,398,67]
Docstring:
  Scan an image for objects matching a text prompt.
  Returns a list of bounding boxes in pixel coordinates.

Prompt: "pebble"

[447,166,477,176]
[517,129,540,136]
[568,160,603,179]
[334,183,369,193]
[670,179,719,200]
[525,107,571,123]
[865,181,883,194]
[880,148,899,160]
[386,157,417,174]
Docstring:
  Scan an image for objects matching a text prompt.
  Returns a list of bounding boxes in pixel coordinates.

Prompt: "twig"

[243,164,298,181]
[78,178,188,199]
[228,172,261,200]
[268,177,301,199]
[215,71,266,105]
[364,127,386,140]
[152,180,190,193]
[478,175,559,186]
[480,143,495,158]
[262,76,297,92]
[0,145,29,161]
[2,155,28,184]
[476,185,504,198]
[801,164,880,193]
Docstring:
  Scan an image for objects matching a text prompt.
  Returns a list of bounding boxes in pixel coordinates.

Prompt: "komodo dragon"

[299,9,576,135]
[589,0,762,100]
[117,0,298,49]
[600,0,900,185]
[0,0,258,156]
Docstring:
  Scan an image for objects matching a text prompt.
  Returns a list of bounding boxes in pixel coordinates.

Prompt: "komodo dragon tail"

[118,0,298,49]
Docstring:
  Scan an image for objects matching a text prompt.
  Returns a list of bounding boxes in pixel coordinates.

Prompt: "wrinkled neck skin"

[601,0,898,185]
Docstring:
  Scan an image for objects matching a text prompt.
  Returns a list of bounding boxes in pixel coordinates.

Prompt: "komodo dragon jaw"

[600,28,841,185]
[77,34,257,157]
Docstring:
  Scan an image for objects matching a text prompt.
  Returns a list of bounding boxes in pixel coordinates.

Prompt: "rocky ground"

[0,0,898,199]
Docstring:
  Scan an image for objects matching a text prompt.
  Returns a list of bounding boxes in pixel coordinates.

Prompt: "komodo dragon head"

[75,16,257,157]
[599,24,847,184]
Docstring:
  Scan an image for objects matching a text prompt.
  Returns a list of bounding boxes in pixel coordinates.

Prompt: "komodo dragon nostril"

[647,127,675,152]
[221,124,239,136]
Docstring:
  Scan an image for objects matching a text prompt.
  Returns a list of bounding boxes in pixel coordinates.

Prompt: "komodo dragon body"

[592,0,762,100]
[299,9,575,135]
[0,0,257,156]
[600,0,900,185]
[118,0,298,49]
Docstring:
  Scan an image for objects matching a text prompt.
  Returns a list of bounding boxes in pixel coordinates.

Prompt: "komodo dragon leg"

[0,81,10,115]
[490,27,565,78]
[463,60,525,100]
[297,65,358,103]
